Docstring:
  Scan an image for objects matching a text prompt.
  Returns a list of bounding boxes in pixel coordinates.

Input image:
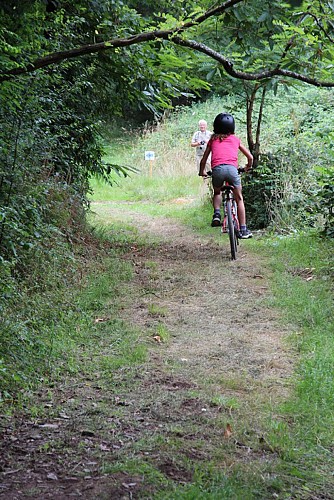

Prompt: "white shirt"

[192,130,212,157]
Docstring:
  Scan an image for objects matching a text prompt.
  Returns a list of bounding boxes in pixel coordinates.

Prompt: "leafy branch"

[1,0,334,88]
[172,37,334,87]
[304,11,334,45]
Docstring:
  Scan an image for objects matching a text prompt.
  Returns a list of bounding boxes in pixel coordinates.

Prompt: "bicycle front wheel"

[226,200,237,260]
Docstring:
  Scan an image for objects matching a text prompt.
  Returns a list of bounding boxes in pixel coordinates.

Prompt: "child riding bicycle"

[198,113,253,239]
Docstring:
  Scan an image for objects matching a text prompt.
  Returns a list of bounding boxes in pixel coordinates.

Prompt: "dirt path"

[0,204,294,499]
[106,204,292,390]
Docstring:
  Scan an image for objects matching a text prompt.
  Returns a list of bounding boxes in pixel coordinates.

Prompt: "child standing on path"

[199,113,253,239]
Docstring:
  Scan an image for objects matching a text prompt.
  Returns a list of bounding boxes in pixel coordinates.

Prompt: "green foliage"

[241,87,334,232]
[1,0,148,269]
[0,71,101,263]
[242,159,278,229]
[317,167,334,237]
[0,237,77,398]
[0,0,140,399]
[0,233,144,402]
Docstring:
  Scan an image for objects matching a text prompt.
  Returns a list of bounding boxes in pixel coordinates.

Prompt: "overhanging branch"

[172,37,334,87]
[0,0,244,81]
[0,0,333,88]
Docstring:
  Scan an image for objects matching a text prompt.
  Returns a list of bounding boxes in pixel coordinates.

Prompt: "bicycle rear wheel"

[232,201,240,248]
[226,200,237,260]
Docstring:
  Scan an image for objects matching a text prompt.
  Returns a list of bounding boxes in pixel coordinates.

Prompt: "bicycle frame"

[221,186,240,235]
[221,184,239,260]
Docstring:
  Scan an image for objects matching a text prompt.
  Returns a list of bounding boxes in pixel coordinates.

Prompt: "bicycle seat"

[221,185,235,192]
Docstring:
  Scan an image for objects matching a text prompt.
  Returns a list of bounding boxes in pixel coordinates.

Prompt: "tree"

[1,0,334,88]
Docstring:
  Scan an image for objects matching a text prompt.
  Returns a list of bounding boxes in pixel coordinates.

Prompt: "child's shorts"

[212,164,241,188]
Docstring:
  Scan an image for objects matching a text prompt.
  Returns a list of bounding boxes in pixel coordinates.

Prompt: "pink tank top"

[209,135,240,168]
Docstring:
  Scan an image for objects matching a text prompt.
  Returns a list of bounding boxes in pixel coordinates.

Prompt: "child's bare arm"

[199,147,210,176]
[239,143,253,170]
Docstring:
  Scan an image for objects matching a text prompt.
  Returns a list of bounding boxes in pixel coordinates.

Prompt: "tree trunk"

[245,83,267,168]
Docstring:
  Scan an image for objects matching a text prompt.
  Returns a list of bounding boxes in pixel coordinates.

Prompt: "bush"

[242,87,334,233]
[316,167,334,238]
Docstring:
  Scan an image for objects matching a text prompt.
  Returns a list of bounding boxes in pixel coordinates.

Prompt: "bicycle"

[207,167,246,260]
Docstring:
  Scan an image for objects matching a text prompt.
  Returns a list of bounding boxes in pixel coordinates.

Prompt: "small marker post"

[145,151,155,177]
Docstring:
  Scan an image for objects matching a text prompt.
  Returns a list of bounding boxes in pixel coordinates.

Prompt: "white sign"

[145,151,155,160]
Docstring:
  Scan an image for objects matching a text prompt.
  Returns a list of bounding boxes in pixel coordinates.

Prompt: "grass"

[90,171,203,203]
[0,233,148,404]
[256,232,334,491]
